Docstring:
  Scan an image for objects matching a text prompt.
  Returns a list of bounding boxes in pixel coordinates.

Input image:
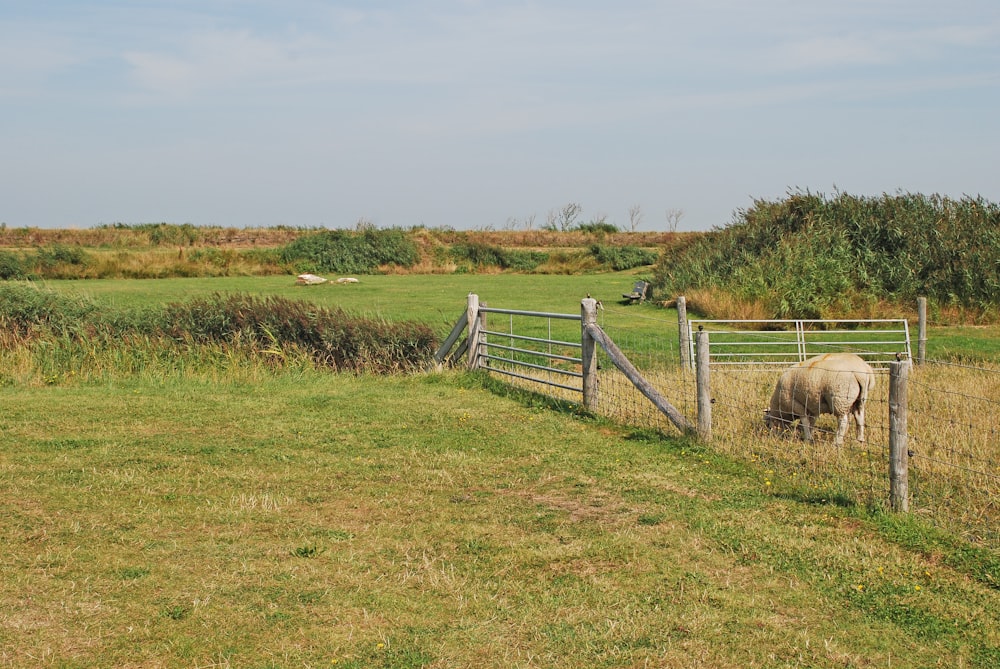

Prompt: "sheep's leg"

[833,413,849,446]
[854,405,866,443]
[799,415,813,442]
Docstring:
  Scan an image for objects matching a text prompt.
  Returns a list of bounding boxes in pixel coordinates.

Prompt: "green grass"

[38,273,1000,364]
[0,370,996,667]
[38,272,652,321]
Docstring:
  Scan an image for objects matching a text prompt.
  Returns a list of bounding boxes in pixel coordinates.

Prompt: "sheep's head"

[763,409,795,433]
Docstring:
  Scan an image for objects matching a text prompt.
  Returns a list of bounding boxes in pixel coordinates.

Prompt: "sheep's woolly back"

[768,352,876,422]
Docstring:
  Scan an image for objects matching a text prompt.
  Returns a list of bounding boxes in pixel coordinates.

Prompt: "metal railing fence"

[687,318,912,369]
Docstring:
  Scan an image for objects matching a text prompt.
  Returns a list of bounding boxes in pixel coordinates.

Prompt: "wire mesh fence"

[486,305,999,552]
[905,360,1000,547]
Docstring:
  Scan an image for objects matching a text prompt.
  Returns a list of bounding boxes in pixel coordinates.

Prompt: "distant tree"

[556,203,583,231]
[665,208,684,233]
[628,204,643,232]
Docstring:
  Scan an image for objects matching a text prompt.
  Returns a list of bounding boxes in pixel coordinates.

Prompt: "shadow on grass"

[465,370,706,452]
[773,490,856,509]
[465,370,592,418]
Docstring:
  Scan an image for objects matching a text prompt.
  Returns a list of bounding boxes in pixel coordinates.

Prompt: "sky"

[2,1,998,232]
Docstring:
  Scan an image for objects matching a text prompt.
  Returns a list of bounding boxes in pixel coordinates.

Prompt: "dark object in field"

[622,280,651,304]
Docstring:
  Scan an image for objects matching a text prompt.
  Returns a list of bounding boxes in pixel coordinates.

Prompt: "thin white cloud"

[768,22,1000,72]
[123,29,321,100]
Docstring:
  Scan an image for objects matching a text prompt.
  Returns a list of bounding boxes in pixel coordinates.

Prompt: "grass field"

[2,274,998,667]
[38,274,646,324]
[1,370,998,668]
[37,273,1000,364]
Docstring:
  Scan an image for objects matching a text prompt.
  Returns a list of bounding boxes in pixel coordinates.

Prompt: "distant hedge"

[589,244,658,271]
[279,228,419,274]
[449,242,548,271]
[653,191,1000,318]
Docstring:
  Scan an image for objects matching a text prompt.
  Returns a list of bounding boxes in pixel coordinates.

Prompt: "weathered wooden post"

[695,328,712,442]
[466,293,481,370]
[917,297,927,366]
[677,296,691,370]
[889,360,910,512]
[581,297,599,412]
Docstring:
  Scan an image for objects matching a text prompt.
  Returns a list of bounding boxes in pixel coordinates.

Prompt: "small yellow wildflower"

[915,585,922,591]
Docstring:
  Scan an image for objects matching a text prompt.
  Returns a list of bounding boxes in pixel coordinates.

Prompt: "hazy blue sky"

[2,1,998,231]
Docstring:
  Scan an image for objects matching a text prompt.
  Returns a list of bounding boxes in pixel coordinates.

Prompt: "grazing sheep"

[764,353,876,445]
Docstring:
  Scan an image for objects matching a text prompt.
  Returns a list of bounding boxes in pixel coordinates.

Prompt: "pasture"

[1,273,998,667]
[2,371,998,668]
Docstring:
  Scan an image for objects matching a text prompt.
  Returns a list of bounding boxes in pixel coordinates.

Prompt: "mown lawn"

[1,370,997,668]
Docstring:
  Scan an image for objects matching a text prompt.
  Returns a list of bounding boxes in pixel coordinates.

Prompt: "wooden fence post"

[917,297,927,365]
[677,296,691,370]
[581,298,599,411]
[889,360,910,512]
[466,293,481,370]
[695,328,712,441]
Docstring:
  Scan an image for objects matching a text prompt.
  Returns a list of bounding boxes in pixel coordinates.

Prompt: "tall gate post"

[581,297,599,411]
[889,361,910,512]
[917,297,927,365]
[677,296,691,370]
[695,328,712,441]
[466,293,481,370]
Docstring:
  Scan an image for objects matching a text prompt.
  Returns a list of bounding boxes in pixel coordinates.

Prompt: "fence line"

[441,295,998,551]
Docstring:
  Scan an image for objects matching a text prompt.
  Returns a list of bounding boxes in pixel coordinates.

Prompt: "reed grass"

[654,190,1000,322]
[0,285,438,378]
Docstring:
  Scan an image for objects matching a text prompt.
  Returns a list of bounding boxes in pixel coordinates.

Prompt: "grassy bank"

[1,370,997,668]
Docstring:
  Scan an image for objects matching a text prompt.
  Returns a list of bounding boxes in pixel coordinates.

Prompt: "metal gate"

[687,318,912,369]
[476,306,584,394]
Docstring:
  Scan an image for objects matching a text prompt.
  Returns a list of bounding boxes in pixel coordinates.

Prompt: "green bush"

[590,244,658,271]
[450,243,548,271]
[575,221,620,235]
[0,251,26,280]
[279,229,419,274]
[35,244,90,269]
[653,191,1000,317]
